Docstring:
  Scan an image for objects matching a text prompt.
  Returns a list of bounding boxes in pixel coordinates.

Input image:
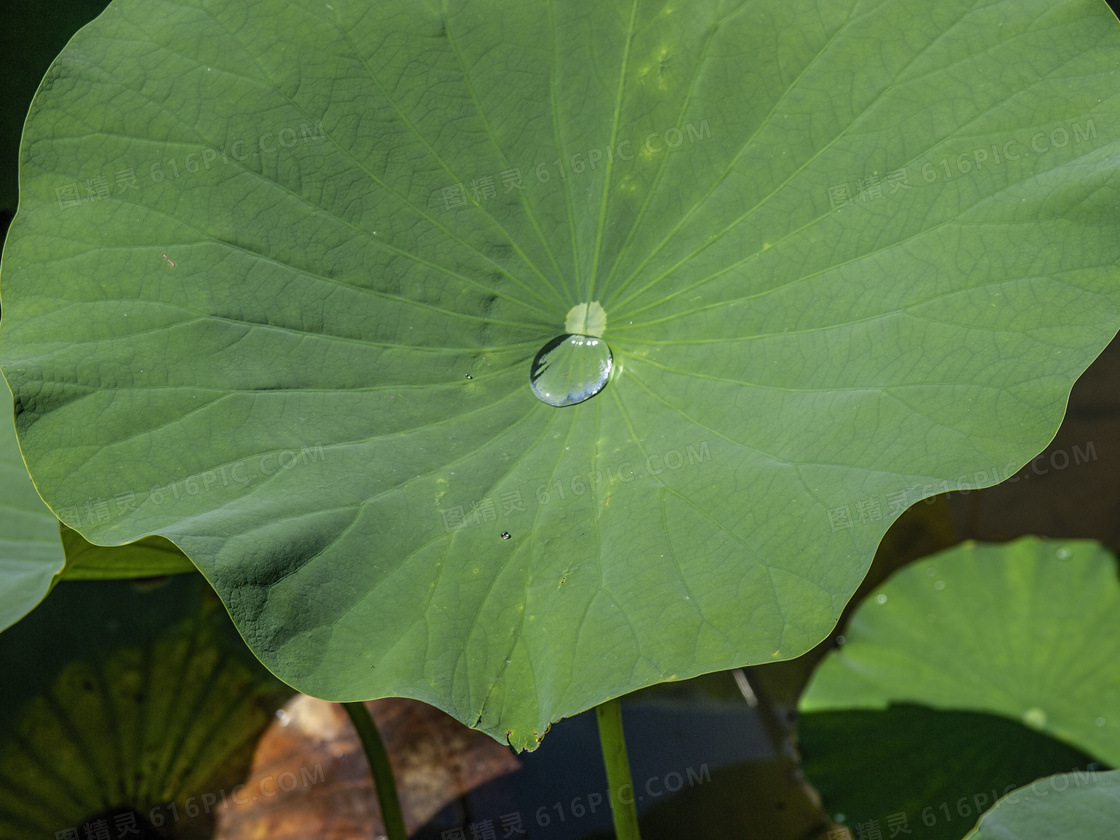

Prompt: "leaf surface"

[4,0,1120,746]
[0,387,63,632]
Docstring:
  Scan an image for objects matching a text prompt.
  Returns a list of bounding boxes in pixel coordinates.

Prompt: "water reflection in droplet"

[529,334,613,407]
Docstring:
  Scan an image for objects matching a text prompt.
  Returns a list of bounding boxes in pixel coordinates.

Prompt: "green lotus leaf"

[58,524,196,581]
[0,0,112,215]
[800,538,1120,765]
[0,389,64,632]
[963,769,1120,840]
[0,384,195,633]
[4,0,1120,747]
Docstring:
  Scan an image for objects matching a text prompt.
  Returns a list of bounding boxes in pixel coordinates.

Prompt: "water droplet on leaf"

[1022,707,1048,730]
[875,594,888,605]
[464,373,473,380]
[500,531,511,540]
[530,334,613,407]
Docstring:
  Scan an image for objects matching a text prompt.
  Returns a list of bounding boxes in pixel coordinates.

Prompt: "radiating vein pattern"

[2,0,1120,749]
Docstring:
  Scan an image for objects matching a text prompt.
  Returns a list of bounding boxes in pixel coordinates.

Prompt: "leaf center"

[564,302,607,338]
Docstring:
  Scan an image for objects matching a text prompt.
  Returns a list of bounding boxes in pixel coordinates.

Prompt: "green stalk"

[596,697,643,840]
[342,701,408,840]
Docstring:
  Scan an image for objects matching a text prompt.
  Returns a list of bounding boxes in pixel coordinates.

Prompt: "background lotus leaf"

[963,769,1120,840]
[800,538,1119,835]
[0,575,290,839]
[800,538,1120,764]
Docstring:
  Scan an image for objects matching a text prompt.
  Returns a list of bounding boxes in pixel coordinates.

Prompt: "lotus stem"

[596,697,643,840]
[343,701,408,840]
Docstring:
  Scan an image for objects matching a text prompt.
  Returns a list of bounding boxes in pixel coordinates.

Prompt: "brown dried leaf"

[215,696,519,838]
